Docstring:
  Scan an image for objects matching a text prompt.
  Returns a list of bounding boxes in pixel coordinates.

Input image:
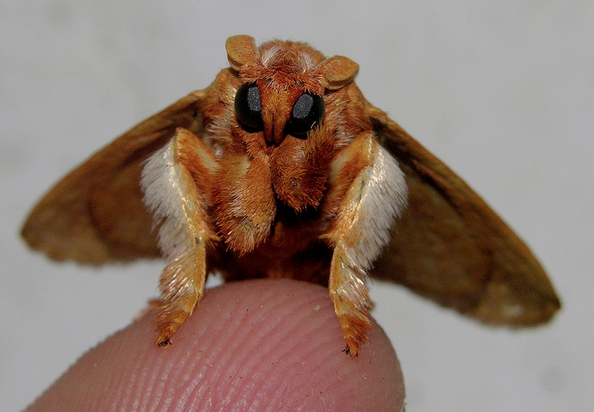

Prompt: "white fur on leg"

[140,132,209,303]
[328,134,408,354]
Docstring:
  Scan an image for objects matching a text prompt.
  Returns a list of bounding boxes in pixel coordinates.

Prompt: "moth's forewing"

[368,105,560,326]
[21,91,207,265]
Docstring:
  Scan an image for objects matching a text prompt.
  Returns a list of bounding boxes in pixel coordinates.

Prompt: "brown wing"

[367,105,560,327]
[21,90,209,265]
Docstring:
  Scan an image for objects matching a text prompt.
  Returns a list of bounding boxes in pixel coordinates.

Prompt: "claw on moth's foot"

[156,338,172,348]
[344,339,360,357]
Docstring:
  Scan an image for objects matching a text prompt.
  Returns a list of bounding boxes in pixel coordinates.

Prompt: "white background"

[2,1,592,411]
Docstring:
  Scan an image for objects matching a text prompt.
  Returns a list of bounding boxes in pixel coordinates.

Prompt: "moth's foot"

[154,307,189,348]
[343,340,360,357]
[338,309,371,357]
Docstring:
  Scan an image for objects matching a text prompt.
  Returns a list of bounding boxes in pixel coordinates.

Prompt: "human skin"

[25,279,405,412]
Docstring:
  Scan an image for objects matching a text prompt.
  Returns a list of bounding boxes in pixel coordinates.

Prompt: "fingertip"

[26,279,404,412]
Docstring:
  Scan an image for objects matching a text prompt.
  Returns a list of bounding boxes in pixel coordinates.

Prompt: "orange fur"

[22,35,560,355]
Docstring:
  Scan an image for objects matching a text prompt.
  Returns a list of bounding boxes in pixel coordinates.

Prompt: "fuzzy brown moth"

[22,35,560,355]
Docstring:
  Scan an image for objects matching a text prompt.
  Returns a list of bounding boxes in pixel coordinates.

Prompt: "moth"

[22,35,560,355]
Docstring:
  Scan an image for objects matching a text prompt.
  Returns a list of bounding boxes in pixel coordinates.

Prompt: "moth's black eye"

[287,93,325,137]
[235,82,263,130]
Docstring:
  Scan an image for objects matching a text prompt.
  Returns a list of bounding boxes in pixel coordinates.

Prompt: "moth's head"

[225,35,359,146]
[223,35,360,211]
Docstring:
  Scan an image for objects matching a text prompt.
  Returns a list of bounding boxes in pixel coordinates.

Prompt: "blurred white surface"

[2,1,592,411]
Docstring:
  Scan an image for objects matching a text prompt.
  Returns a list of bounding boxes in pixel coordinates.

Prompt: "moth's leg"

[141,128,219,346]
[324,131,407,355]
[213,153,277,254]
